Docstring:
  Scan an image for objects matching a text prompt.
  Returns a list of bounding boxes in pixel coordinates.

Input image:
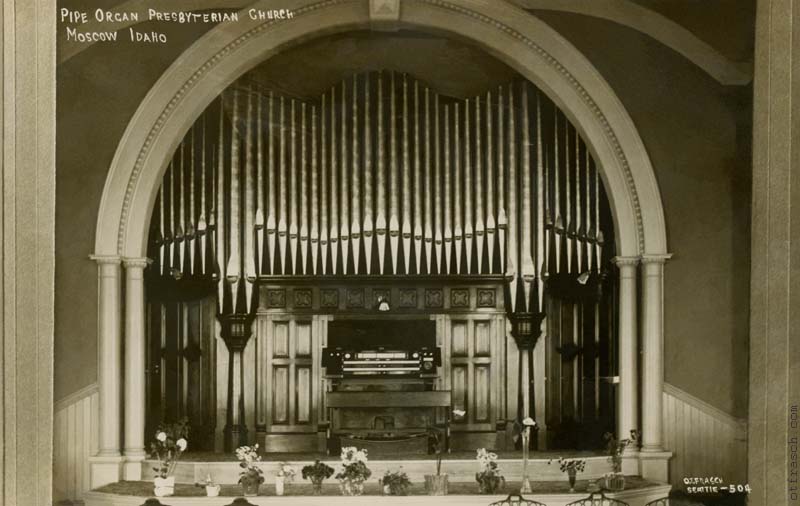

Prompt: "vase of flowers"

[300,459,333,495]
[603,430,638,491]
[150,419,189,497]
[381,469,411,495]
[335,447,372,496]
[549,457,586,492]
[302,459,335,495]
[475,448,505,494]
[275,463,296,496]
[236,444,264,497]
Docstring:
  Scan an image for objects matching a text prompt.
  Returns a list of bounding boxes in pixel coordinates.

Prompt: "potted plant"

[475,448,505,494]
[195,474,220,497]
[381,469,411,495]
[603,429,638,491]
[149,419,189,497]
[335,446,372,496]
[549,457,586,492]
[424,421,452,495]
[235,444,264,497]
[275,462,296,496]
[302,460,335,495]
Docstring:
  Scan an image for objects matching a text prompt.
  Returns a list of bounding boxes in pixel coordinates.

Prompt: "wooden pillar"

[749,1,800,503]
[221,313,255,452]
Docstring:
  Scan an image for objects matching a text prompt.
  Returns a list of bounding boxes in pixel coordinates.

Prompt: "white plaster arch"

[94,0,668,261]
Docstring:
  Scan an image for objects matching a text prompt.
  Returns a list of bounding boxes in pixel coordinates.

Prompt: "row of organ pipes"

[149,71,611,315]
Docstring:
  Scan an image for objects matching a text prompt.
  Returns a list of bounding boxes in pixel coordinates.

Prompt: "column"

[123,258,150,480]
[639,254,672,481]
[749,1,800,504]
[89,255,124,487]
[613,257,638,458]
[640,254,669,450]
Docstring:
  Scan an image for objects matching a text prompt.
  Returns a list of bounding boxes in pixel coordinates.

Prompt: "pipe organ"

[146,71,617,452]
[149,72,611,291]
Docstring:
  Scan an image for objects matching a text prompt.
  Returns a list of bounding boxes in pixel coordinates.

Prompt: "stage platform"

[84,452,672,506]
[141,451,617,484]
[85,479,672,506]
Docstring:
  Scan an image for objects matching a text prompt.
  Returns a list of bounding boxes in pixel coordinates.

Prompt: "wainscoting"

[53,384,98,505]
[662,383,747,487]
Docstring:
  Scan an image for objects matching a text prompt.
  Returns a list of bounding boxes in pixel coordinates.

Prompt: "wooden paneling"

[274,321,290,357]
[474,321,491,356]
[296,321,312,357]
[452,366,468,414]
[296,366,312,424]
[663,383,747,487]
[53,385,98,504]
[474,365,490,422]
[451,321,468,357]
[272,366,290,424]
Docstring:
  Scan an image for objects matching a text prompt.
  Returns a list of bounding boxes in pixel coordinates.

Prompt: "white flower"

[156,432,167,442]
[176,438,188,451]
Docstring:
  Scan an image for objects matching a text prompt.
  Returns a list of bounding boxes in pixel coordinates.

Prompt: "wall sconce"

[376,297,390,312]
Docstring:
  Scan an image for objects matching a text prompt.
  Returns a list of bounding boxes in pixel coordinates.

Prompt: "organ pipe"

[376,73,387,275]
[389,73,400,274]
[300,102,309,275]
[152,72,614,306]
[311,105,319,274]
[320,94,329,275]
[255,93,264,276]
[453,103,462,275]
[363,74,374,274]
[267,92,277,275]
[227,88,241,311]
[475,96,484,275]
[424,87,434,274]
[199,117,208,275]
[329,88,339,274]
[402,74,412,274]
[351,75,361,274]
[340,83,350,274]
[278,97,287,276]
[188,127,196,276]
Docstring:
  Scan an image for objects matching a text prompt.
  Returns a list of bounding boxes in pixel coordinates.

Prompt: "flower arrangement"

[235,444,264,496]
[602,430,638,491]
[149,419,189,497]
[548,457,586,492]
[150,419,189,479]
[335,446,372,496]
[381,469,411,495]
[604,429,639,473]
[302,460,335,494]
[276,463,296,482]
[550,457,586,474]
[475,448,505,494]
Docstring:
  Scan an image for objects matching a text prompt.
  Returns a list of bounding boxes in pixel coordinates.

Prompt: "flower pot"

[205,484,220,497]
[424,474,449,496]
[383,483,391,495]
[567,469,577,492]
[340,480,364,496]
[275,476,285,496]
[311,479,324,495]
[242,480,260,497]
[605,473,626,491]
[153,476,175,497]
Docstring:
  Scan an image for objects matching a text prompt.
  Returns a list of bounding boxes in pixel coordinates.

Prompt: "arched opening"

[89,0,670,485]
